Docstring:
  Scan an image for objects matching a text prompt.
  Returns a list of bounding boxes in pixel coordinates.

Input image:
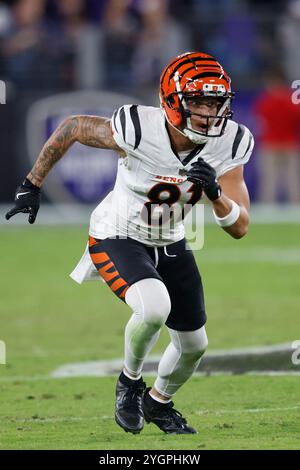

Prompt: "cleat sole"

[115,415,143,434]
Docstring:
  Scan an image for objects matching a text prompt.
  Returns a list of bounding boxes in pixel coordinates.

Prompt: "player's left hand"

[187,158,222,201]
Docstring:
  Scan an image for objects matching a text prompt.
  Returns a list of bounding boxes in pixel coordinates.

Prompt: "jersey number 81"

[140,182,203,226]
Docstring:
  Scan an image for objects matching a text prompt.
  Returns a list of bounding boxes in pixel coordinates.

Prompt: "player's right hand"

[5,178,41,224]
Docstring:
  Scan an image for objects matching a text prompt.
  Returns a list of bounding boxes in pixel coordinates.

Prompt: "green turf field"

[0,223,300,449]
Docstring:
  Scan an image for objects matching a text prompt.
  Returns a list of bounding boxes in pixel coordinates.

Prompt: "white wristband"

[213,200,241,227]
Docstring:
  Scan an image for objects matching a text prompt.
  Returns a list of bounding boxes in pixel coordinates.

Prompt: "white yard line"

[1,370,300,383]
[49,343,299,378]
[196,405,300,416]
[0,343,299,382]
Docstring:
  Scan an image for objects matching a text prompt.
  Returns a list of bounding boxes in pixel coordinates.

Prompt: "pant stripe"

[110,277,128,292]
[88,237,130,300]
[119,286,129,299]
[88,236,98,247]
[90,252,110,264]
[99,262,119,282]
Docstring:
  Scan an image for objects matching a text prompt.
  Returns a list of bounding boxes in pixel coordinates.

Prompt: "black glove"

[187,158,222,201]
[5,178,41,224]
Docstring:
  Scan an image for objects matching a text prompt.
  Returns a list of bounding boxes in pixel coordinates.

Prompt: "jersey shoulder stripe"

[129,105,142,150]
[111,104,145,152]
[228,121,254,162]
[242,131,254,160]
[119,106,126,142]
[232,124,246,159]
[112,109,118,134]
[216,120,254,177]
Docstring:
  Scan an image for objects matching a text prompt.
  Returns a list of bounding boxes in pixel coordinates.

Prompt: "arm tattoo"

[76,116,120,150]
[28,115,122,186]
[29,117,78,186]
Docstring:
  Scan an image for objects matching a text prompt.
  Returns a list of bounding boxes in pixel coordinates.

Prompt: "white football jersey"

[89,105,254,247]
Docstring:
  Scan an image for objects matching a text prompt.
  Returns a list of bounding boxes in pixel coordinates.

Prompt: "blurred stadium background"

[0,0,300,450]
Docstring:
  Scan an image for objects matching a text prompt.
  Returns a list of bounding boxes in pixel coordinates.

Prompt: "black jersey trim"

[242,132,253,159]
[165,121,206,166]
[119,107,126,142]
[232,124,245,159]
[181,143,206,165]
[112,110,118,133]
[129,105,142,150]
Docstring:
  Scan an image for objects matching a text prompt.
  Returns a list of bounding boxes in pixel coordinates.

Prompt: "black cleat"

[115,372,146,434]
[142,388,197,434]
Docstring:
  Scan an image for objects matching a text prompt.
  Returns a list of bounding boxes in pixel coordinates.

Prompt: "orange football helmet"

[160,51,234,143]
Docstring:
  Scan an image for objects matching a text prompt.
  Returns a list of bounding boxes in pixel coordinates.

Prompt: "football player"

[6,52,254,435]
